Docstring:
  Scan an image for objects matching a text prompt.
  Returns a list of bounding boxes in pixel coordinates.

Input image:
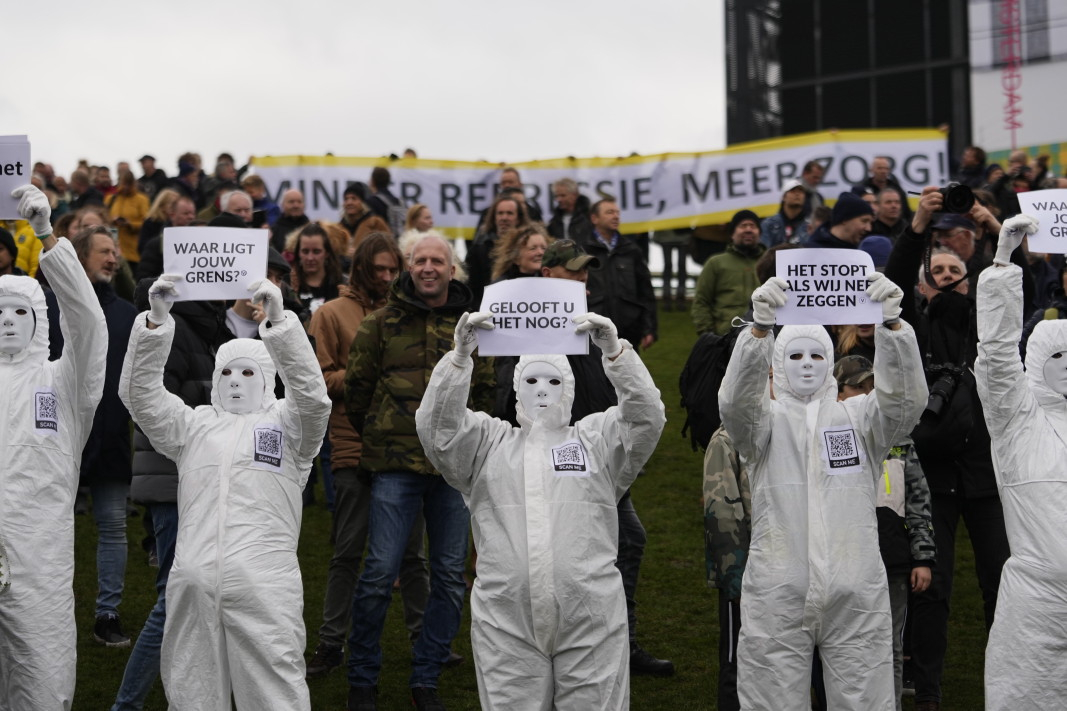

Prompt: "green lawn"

[71,305,987,709]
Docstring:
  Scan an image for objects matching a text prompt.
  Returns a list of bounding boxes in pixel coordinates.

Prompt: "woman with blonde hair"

[490,223,552,283]
[138,188,181,255]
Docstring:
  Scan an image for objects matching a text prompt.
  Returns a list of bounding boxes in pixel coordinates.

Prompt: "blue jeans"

[111,502,178,711]
[347,473,469,689]
[91,481,130,618]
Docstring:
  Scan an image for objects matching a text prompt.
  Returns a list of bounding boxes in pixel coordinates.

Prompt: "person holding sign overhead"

[0,185,107,710]
[415,309,665,710]
[973,214,1067,710]
[717,269,926,710]
[119,276,330,710]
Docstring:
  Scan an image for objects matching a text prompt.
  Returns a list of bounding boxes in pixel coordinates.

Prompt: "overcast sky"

[3,0,726,177]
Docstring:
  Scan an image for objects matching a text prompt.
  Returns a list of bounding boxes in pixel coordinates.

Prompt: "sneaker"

[443,651,464,669]
[306,642,343,679]
[347,685,377,711]
[411,686,446,711]
[630,643,675,677]
[93,614,131,648]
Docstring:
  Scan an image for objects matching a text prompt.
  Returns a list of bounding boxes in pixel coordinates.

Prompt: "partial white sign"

[477,278,588,356]
[1018,189,1067,254]
[163,227,269,301]
[776,250,882,326]
[0,136,30,220]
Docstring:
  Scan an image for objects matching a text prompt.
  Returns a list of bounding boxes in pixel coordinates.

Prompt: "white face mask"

[783,337,829,397]
[1042,351,1067,396]
[219,357,266,414]
[0,295,35,356]
[517,362,564,418]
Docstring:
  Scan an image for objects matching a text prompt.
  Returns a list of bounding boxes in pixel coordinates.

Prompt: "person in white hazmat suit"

[415,311,665,710]
[717,272,927,711]
[118,274,331,710]
[0,185,106,710]
[974,214,1067,710]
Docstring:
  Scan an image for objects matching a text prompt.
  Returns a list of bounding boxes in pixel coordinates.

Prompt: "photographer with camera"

[883,185,1029,711]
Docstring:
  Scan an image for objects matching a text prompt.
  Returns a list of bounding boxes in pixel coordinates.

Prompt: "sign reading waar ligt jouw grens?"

[1018,190,1067,254]
[476,278,589,356]
[775,249,883,326]
[162,227,269,301]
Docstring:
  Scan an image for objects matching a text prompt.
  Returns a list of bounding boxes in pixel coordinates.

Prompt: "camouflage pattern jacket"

[877,442,936,576]
[344,272,495,476]
[703,425,751,600]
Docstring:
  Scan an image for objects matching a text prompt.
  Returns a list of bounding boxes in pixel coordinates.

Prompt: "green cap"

[541,239,600,271]
[833,355,874,387]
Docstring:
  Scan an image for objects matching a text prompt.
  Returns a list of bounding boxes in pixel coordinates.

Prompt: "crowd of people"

[0,142,1064,711]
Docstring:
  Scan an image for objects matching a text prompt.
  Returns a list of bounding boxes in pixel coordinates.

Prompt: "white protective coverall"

[975,264,1067,710]
[718,324,926,711]
[415,346,665,711]
[0,239,106,711]
[118,310,330,711]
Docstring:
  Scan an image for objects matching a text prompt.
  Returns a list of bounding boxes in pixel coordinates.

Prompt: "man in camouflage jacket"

[703,425,751,711]
[343,235,494,709]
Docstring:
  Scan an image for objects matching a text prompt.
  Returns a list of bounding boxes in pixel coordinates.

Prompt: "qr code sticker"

[253,426,283,469]
[551,440,588,474]
[823,428,859,469]
[35,389,59,433]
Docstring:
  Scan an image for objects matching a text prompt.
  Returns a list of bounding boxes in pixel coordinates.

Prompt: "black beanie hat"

[0,227,17,261]
[831,191,874,226]
[728,209,760,235]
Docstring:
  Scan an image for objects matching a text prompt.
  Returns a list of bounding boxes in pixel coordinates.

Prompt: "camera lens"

[940,183,975,214]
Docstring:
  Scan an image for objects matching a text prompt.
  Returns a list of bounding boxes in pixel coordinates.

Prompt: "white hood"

[210,338,278,412]
[513,353,575,429]
[771,325,837,404]
[0,274,48,365]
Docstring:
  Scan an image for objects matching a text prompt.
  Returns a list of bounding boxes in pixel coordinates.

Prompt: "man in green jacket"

[343,234,494,711]
[692,210,766,335]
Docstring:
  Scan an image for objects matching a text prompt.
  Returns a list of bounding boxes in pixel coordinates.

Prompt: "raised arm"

[119,311,195,464]
[416,313,502,494]
[574,313,666,499]
[13,185,107,444]
[975,215,1042,435]
[857,274,927,459]
[717,279,784,461]
[253,280,331,469]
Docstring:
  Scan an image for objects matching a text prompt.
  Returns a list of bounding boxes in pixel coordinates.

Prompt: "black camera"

[937,182,975,214]
[923,364,963,419]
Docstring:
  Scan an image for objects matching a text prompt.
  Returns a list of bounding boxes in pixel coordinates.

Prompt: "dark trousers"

[911,492,1009,704]
[659,243,689,302]
[616,492,646,643]
[717,592,742,711]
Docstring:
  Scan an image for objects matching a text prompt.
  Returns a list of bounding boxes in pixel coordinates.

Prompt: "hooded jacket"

[718,323,926,710]
[692,242,766,336]
[344,272,495,476]
[0,239,107,710]
[975,264,1067,710]
[119,310,330,710]
[416,345,665,709]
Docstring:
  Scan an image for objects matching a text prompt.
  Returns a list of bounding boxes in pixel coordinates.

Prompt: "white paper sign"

[476,278,588,356]
[0,136,30,220]
[163,227,269,301]
[775,250,882,326]
[1018,190,1067,254]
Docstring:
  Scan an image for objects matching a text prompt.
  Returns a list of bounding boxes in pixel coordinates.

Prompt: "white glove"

[11,185,52,238]
[147,274,183,325]
[994,214,1039,266]
[454,311,494,359]
[573,312,622,359]
[751,277,789,328]
[866,271,904,323]
[248,279,284,323]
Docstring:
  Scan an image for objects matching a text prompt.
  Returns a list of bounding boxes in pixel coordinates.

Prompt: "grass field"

[70,305,988,709]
